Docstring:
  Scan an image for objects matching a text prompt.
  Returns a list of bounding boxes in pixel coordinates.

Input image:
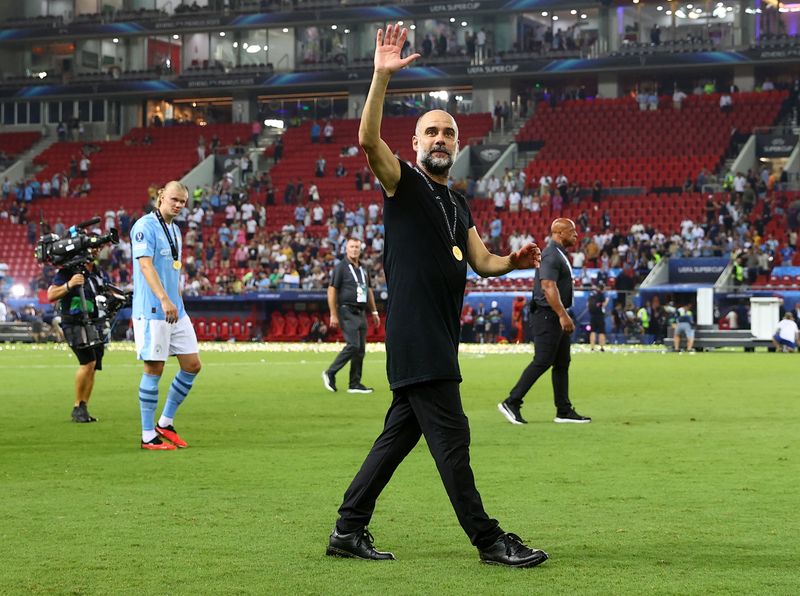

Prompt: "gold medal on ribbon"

[452,246,463,261]
[173,261,181,270]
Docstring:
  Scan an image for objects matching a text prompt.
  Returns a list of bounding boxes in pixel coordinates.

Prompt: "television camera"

[35,216,131,348]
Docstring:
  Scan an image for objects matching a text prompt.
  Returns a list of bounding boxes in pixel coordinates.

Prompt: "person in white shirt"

[240,201,255,221]
[313,204,325,225]
[493,189,507,211]
[0,297,7,322]
[508,190,521,212]
[773,313,798,352]
[672,88,687,110]
[539,174,552,195]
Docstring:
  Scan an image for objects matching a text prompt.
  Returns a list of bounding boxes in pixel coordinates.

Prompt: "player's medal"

[452,246,463,261]
[173,260,181,270]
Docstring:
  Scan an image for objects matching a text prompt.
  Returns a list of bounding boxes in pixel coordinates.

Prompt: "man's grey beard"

[420,149,453,175]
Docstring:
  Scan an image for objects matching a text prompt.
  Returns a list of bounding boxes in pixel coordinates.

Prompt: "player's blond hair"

[156,180,189,207]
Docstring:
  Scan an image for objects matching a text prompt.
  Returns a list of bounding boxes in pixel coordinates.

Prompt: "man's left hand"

[510,243,541,269]
[371,313,381,327]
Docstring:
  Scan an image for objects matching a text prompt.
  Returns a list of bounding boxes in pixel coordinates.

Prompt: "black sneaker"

[322,370,337,392]
[554,409,591,424]
[326,527,396,560]
[347,384,374,394]
[479,533,549,568]
[78,401,97,422]
[498,400,527,425]
[71,403,94,423]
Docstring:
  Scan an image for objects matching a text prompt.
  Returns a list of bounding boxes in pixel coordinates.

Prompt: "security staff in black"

[322,237,380,394]
[499,218,592,425]
[327,23,547,570]
[47,260,108,423]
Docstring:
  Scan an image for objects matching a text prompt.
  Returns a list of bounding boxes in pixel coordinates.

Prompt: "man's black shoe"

[325,527,396,560]
[554,409,591,424]
[498,400,527,425]
[72,403,95,423]
[322,370,337,392]
[479,533,549,568]
[347,384,374,394]
[78,401,97,422]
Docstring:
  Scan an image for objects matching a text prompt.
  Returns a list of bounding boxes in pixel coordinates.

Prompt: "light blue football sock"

[160,369,197,424]
[139,373,161,440]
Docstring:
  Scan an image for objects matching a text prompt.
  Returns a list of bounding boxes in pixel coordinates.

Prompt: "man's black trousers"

[506,308,574,415]
[328,305,367,387]
[336,380,503,550]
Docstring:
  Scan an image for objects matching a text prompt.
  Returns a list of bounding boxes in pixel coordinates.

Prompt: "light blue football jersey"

[131,212,186,320]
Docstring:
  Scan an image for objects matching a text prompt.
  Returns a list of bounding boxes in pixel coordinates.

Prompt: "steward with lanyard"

[323,237,380,394]
[499,218,592,425]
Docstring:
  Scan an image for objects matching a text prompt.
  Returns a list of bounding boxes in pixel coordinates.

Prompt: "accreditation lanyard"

[154,209,180,265]
[348,263,368,303]
[555,245,573,277]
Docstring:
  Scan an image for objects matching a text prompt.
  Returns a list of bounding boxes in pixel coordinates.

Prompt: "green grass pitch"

[0,344,797,595]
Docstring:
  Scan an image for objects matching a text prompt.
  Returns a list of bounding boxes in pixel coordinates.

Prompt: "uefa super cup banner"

[756,133,798,158]
[470,144,507,177]
[668,258,728,284]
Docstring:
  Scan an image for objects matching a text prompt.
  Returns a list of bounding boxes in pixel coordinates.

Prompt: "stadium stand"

[0,131,41,162]
[516,91,788,190]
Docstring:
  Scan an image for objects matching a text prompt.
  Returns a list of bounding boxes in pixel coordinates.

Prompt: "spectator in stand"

[719,92,733,113]
[273,137,283,164]
[489,216,502,252]
[197,135,206,162]
[492,188,506,212]
[556,173,568,203]
[310,121,321,143]
[335,162,346,177]
[672,87,687,110]
[79,154,91,177]
[251,120,262,146]
[316,155,326,177]
[323,120,334,143]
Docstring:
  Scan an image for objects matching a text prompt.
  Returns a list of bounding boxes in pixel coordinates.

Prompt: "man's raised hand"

[374,23,421,75]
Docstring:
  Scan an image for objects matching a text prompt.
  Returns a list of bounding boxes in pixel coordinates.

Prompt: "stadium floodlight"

[666,10,673,15]
[246,44,261,53]
[687,3,693,8]
[542,11,548,16]
[173,34,179,40]
[344,29,350,34]
[112,38,119,43]
[449,17,455,22]
[11,284,25,298]
[263,119,284,128]
[282,27,289,33]
[331,25,337,30]
[571,9,577,15]
[552,15,559,20]
[581,13,588,18]
[219,32,226,37]
[38,72,47,79]
[397,21,404,26]
[657,5,664,10]
[461,21,468,27]
[410,24,416,30]
[429,90,449,100]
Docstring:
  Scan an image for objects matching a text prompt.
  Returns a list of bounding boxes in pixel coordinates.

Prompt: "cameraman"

[47,253,108,423]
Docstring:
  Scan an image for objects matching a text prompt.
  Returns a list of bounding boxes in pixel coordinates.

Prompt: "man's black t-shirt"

[382,159,475,389]
[330,258,371,309]
[52,267,106,324]
[588,290,605,314]
[532,241,573,310]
